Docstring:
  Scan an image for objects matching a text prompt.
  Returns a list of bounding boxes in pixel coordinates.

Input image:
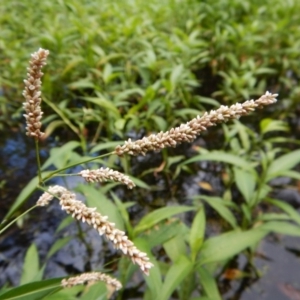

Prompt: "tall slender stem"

[42,151,114,182]
[0,205,37,235]
[35,139,43,185]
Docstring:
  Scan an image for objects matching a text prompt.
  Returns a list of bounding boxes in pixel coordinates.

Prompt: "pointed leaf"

[200,196,237,228]
[3,172,52,221]
[0,278,63,300]
[82,97,120,118]
[77,184,124,230]
[145,220,183,248]
[189,207,206,261]
[164,233,187,262]
[267,198,300,225]
[260,221,300,236]
[266,149,300,181]
[198,229,266,265]
[160,255,193,300]
[183,152,252,170]
[20,243,40,285]
[233,167,256,203]
[41,141,80,170]
[46,237,73,259]
[79,282,107,300]
[197,267,222,300]
[134,206,195,235]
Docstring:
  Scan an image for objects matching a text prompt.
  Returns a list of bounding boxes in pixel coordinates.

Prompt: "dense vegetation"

[1,0,300,299]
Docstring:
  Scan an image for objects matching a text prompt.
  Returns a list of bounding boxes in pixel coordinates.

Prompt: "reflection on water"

[241,236,300,300]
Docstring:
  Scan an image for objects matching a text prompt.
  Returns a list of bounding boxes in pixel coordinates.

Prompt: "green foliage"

[1,0,300,299]
[0,278,63,300]
[20,243,41,285]
[1,0,300,134]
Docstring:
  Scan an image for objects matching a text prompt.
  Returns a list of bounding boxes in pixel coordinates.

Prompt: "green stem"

[42,151,114,182]
[35,139,43,185]
[0,205,38,235]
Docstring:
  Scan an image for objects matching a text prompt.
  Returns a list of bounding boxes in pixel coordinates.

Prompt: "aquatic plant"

[3,46,296,300]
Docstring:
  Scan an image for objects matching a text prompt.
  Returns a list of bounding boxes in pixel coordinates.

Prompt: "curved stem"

[42,151,114,182]
[0,205,38,235]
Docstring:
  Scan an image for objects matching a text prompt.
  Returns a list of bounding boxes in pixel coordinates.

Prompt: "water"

[0,129,300,299]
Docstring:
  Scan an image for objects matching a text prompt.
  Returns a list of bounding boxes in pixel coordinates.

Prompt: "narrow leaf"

[78,184,124,230]
[160,255,193,300]
[266,149,300,180]
[183,152,252,170]
[189,208,206,261]
[267,198,300,225]
[134,206,195,235]
[233,167,256,203]
[201,196,237,228]
[198,229,266,265]
[197,267,222,300]
[46,237,72,259]
[3,171,52,221]
[20,243,40,285]
[260,221,300,236]
[0,278,63,300]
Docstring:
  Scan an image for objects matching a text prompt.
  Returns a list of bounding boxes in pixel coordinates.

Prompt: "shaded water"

[0,129,300,299]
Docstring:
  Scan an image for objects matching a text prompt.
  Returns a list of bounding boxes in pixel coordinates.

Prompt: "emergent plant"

[0,48,278,299]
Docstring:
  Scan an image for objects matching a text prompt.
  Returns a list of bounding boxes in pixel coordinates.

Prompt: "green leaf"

[3,172,52,221]
[46,237,72,260]
[20,243,40,285]
[134,206,195,235]
[160,255,193,300]
[77,184,124,230]
[150,115,168,131]
[41,141,80,170]
[79,282,107,300]
[0,278,63,300]
[68,79,95,90]
[189,208,206,261]
[260,221,300,236]
[82,97,120,118]
[163,233,187,262]
[91,141,122,153]
[142,249,162,299]
[170,64,184,90]
[56,216,74,233]
[183,151,252,170]
[200,196,237,229]
[267,198,300,225]
[266,149,300,181]
[198,229,266,265]
[145,220,183,248]
[233,167,256,204]
[260,118,289,135]
[42,286,83,300]
[256,213,291,222]
[129,176,151,189]
[44,120,66,137]
[197,267,222,300]
[279,170,300,180]
[111,193,133,236]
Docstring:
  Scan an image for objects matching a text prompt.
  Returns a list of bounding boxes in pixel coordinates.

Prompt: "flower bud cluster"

[37,186,153,275]
[61,272,122,291]
[23,48,49,139]
[80,168,135,189]
[114,91,278,156]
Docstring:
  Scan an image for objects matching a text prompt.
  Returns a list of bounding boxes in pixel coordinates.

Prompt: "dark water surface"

[0,129,300,299]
